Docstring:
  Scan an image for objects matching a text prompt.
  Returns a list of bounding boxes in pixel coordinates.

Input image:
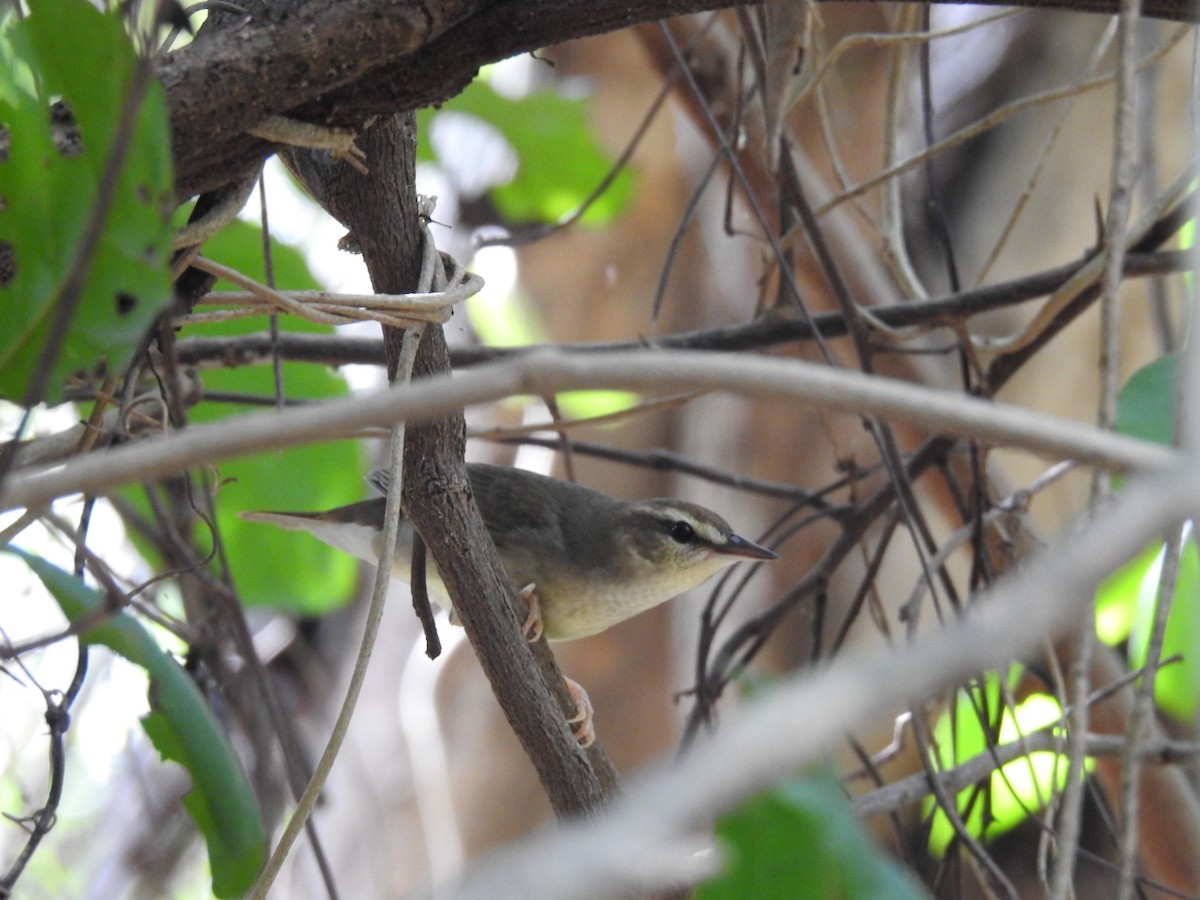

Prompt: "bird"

[241,462,777,745]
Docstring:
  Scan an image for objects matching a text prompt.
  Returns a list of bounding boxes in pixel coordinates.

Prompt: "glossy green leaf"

[1094,535,1200,719]
[1095,542,1160,645]
[418,79,634,225]
[6,548,267,898]
[925,671,1090,855]
[1126,535,1200,720]
[0,0,173,404]
[699,769,926,900]
[1109,355,1200,718]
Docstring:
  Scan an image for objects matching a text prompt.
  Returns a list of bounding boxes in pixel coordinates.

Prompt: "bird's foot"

[248,114,369,174]
[518,583,543,642]
[564,676,595,748]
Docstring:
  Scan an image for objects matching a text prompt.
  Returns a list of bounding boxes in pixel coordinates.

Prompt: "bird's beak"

[719,534,778,561]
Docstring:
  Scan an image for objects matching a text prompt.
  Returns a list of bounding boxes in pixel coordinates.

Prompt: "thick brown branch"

[401,330,619,816]
[161,0,1199,197]
[289,113,618,817]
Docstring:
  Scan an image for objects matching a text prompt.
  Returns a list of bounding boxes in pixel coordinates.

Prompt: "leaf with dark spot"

[0,0,172,404]
[0,243,15,286]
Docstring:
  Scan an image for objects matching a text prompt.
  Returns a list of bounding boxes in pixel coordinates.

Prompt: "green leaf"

[925,671,1090,855]
[1095,535,1200,721]
[1127,536,1200,720]
[6,548,267,898]
[1116,354,1178,446]
[1109,355,1200,718]
[699,769,926,900]
[120,220,362,614]
[418,79,634,225]
[1095,542,1161,645]
[0,0,173,404]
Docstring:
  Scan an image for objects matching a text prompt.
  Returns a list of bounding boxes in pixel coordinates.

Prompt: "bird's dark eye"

[668,520,696,544]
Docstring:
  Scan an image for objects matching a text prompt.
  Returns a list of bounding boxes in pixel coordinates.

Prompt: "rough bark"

[160,0,1198,197]
[279,114,618,818]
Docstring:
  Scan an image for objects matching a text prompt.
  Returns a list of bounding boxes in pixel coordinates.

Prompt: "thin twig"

[1116,530,1180,899]
[0,649,86,897]
[814,23,1189,219]
[249,290,429,899]
[161,247,1192,375]
[1055,0,1144,891]
[854,729,1200,820]
[973,18,1118,286]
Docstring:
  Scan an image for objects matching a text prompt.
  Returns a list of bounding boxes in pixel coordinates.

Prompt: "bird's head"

[615,499,777,593]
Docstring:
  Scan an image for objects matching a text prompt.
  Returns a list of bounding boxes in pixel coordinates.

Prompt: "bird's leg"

[515,585,593,746]
[518,583,544,642]
[564,677,595,748]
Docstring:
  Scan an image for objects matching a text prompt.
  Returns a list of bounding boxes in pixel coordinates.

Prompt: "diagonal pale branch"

[1,350,1175,513]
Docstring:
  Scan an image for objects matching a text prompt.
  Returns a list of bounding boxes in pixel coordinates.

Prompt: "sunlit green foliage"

[925,670,1089,855]
[0,0,173,404]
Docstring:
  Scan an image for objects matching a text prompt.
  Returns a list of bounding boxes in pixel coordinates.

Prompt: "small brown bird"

[242,463,777,744]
